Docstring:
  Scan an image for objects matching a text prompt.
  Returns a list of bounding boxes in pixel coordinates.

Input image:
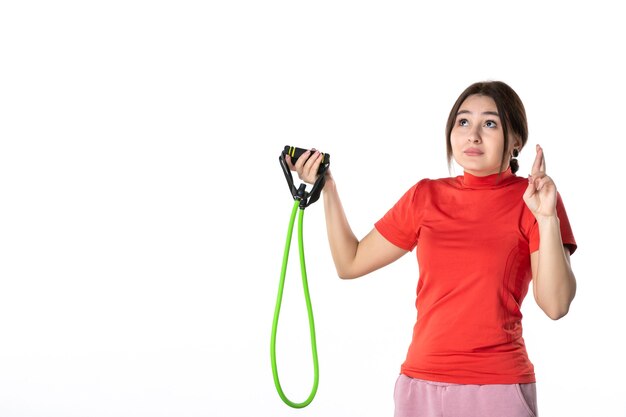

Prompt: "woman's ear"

[512,136,523,152]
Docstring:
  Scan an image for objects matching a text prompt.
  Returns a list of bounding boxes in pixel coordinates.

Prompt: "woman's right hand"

[285,148,330,185]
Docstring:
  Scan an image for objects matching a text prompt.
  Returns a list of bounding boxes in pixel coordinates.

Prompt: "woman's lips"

[464,149,484,156]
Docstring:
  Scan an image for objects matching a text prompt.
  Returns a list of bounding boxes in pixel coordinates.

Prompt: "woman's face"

[450,94,518,176]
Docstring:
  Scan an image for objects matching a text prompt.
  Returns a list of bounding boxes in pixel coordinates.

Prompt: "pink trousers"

[394,374,538,417]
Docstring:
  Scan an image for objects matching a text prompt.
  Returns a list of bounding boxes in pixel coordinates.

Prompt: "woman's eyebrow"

[456,109,500,117]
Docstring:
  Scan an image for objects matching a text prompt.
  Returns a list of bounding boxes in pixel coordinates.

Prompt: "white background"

[1,1,624,416]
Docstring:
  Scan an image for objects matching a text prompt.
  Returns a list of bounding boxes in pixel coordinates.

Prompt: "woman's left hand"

[523,144,557,219]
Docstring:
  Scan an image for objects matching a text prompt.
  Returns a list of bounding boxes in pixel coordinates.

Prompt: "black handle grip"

[283,146,330,175]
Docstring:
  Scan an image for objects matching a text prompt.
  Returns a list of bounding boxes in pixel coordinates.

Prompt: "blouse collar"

[460,167,516,189]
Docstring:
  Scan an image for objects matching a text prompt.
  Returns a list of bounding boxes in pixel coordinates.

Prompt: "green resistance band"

[270,199,319,408]
[271,146,329,408]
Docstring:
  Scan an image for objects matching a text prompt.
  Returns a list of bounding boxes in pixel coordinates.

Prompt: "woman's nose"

[467,130,481,143]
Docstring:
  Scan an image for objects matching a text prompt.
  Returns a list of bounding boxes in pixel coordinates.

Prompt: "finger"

[285,155,296,171]
[523,178,537,200]
[294,150,312,170]
[530,172,551,190]
[531,173,543,190]
[535,175,554,192]
[301,148,318,168]
[304,150,323,175]
[530,172,546,180]
[531,144,543,175]
[528,171,544,185]
[534,177,546,192]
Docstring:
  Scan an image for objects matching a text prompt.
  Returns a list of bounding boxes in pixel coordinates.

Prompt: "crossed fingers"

[528,144,551,192]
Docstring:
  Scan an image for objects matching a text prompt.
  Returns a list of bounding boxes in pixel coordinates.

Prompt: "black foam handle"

[283,146,330,175]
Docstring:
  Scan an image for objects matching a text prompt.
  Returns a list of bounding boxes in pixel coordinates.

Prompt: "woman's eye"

[459,119,469,127]
[485,120,497,128]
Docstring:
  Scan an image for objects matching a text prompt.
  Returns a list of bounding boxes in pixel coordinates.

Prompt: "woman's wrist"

[323,175,336,194]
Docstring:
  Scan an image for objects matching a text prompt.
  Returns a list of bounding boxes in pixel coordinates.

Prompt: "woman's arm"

[530,228,576,320]
[524,144,577,320]
[322,178,408,279]
[287,150,408,279]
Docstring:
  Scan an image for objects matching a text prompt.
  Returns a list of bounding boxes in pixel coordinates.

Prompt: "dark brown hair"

[445,81,528,174]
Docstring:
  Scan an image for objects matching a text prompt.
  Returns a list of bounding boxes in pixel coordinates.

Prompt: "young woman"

[286,81,577,417]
